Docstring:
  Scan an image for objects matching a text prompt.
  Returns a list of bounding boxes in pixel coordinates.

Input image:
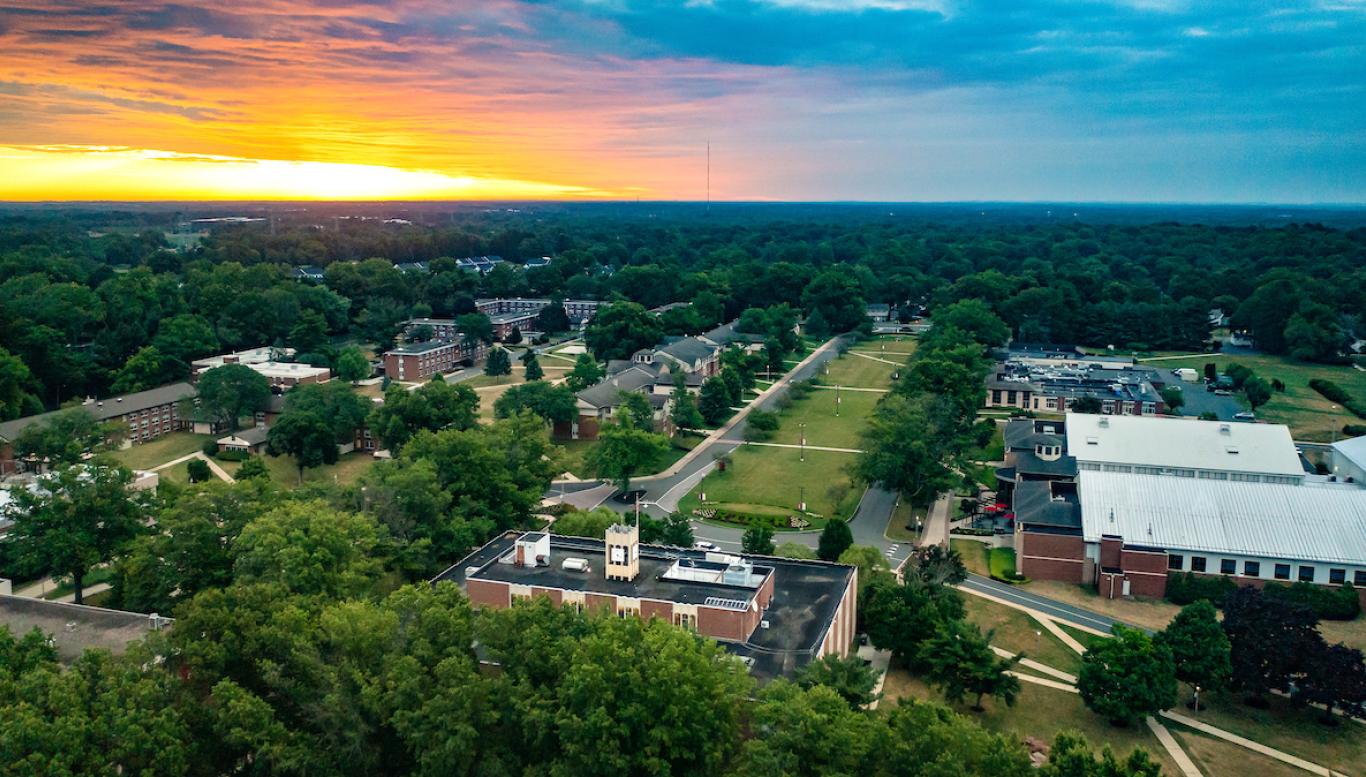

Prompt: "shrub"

[1263,581,1361,621]
[950,527,994,537]
[1224,363,1253,389]
[744,410,781,441]
[1165,572,1236,606]
[1344,424,1366,437]
[201,439,219,457]
[215,448,249,462]
[1309,379,1366,419]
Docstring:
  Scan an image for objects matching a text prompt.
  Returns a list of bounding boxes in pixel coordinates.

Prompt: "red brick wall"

[697,607,747,642]
[640,600,673,622]
[1018,532,1087,583]
[531,587,563,605]
[466,579,510,609]
[1100,537,1122,569]
[585,593,616,613]
[756,572,775,609]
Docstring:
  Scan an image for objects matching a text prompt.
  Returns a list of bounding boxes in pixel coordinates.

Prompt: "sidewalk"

[917,495,950,547]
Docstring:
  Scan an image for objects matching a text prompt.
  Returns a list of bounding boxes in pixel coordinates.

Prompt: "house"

[523,256,552,269]
[0,383,197,475]
[216,426,270,455]
[395,261,430,274]
[291,265,326,282]
[455,256,504,274]
[700,321,767,352]
[565,365,669,440]
[865,303,892,322]
[192,348,331,388]
[1007,414,1366,603]
[383,339,487,382]
[652,337,721,376]
[438,526,857,680]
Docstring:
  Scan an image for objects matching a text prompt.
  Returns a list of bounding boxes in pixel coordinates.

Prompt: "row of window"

[1169,553,1365,586]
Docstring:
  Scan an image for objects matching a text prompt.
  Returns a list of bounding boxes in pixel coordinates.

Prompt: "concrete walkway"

[848,351,901,366]
[735,440,864,454]
[150,451,236,484]
[990,646,1078,684]
[1159,711,1346,777]
[811,385,888,393]
[54,582,111,604]
[851,350,914,356]
[1146,717,1205,777]
[917,495,950,547]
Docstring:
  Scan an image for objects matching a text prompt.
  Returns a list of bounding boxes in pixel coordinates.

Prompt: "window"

[1243,561,1260,577]
[1274,564,1290,580]
[1168,554,1184,570]
[1356,571,1366,586]
[1190,556,1207,573]
[1330,569,1346,585]
[1220,559,1236,575]
[673,613,697,631]
[1298,566,1315,583]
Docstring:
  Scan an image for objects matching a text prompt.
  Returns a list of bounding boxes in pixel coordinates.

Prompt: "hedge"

[1165,572,1237,606]
[692,507,813,531]
[1344,424,1366,437]
[215,449,250,462]
[1308,378,1366,419]
[1166,573,1361,621]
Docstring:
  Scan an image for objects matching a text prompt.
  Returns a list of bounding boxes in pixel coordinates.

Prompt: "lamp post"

[835,384,841,417]
[800,422,807,462]
[799,486,806,512]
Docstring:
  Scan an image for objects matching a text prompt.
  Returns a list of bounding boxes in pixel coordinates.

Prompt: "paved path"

[736,441,864,454]
[150,451,236,484]
[851,350,914,356]
[1159,711,1344,776]
[917,495,950,547]
[811,385,888,394]
[958,574,1132,634]
[54,582,111,604]
[848,351,901,366]
[1147,716,1205,777]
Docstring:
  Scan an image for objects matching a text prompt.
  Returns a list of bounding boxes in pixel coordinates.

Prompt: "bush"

[1263,581,1361,621]
[1165,572,1237,606]
[1309,379,1366,419]
[215,448,249,462]
[1344,423,1366,437]
[950,527,994,537]
[743,410,780,441]
[201,439,219,457]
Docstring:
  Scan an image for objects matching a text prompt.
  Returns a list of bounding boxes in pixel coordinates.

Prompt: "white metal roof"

[1332,436,1366,470]
[1065,413,1303,477]
[1078,471,1366,566]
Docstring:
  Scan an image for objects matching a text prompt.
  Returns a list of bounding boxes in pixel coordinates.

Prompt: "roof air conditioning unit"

[760,620,770,629]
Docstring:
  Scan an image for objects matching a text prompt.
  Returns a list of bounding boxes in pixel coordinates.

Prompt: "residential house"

[216,426,270,455]
[291,265,326,282]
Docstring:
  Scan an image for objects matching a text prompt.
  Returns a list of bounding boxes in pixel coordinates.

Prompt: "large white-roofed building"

[1330,435,1366,485]
[1011,413,1366,604]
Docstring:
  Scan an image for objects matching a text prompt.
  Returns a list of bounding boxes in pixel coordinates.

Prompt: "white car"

[693,541,720,552]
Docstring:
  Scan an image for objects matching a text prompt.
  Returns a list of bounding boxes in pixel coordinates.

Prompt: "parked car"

[1234,411,1256,421]
[693,540,720,552]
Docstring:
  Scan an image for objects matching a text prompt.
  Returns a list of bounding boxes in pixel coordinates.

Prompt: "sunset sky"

[2,1,1364,202]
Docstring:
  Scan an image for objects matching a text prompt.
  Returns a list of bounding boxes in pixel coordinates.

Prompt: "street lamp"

[799,486,806,512]
[835,384,841,417]
[799,422,807,462]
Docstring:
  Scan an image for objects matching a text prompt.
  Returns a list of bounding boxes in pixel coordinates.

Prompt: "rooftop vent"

[1098,417,1109,428]
[1219,423,1231,434]
[1225,446,1239,455]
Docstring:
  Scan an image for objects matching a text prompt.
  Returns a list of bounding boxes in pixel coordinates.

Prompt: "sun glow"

[0,146,621,201]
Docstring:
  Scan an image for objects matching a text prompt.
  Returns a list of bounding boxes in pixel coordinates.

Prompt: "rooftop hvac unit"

[561,557,590,573]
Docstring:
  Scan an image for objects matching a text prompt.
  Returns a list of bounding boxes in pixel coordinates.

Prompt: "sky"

[1,0,1364,202]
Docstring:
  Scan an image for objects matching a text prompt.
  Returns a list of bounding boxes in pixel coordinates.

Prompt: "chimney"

[605,522,640,581]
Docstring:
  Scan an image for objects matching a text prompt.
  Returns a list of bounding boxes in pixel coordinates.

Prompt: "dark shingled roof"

[575,367,656,409]
[0,382,196,442]
[1013,480,1082,530]
[1011,451,1079,478]
[1003,418,1068,452]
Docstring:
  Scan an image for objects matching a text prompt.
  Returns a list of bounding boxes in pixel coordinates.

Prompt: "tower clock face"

[611,547,625,563]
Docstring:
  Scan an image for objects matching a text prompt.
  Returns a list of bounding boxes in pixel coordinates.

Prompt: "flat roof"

[438,532,854,680]
[243,362,330,379]
[0,595,171,662]
[1078,471,1366,566]
[1065,413,1303,477]
[387,340,458,355]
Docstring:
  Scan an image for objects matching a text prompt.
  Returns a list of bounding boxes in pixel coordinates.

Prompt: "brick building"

[383,339,488,382]
[984,350,1168,416]
[0,382,197,475]
[438,528,858,680]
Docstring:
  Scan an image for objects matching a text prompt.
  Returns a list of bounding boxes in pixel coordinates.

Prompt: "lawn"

[768,390,882,449]
[260,451,377,486]
[156,460,195,485]
[963,594,1084,677]
[988,548,1019,580]
[1140,352,1366,441]
[819,352,903,388]
[952,538,990,576]
[1019,581,1182,632]
[880,672,1180,776]
[886,498,931,543]
[1167,689,1366,775]
[681,446,861,520]
[1169,728,1307,777]
[109,432,213,470]
[552,434,700,480]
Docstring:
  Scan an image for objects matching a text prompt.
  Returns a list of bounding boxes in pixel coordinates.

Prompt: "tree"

[762,337,787,376]
[839,545,895,595]
[287,309,329,354]
[1039,732,1163,777]
[719,367,745,404]
[795,654,881,708]
[507,325,523,345]
[493,382,577,424]
[1156,600,1231,702]
[586,424,669,492]
[521,350,544,381]
[1243,375,1272,410]
[1077,626,1178,726]
[456,312,494,345]
[484,347,512,380]
[0,346,42,421]
[186,457,212,483]
[817,519,853,561]
[921,620,1022,711]
[1297,642,1366,721]
[266,410,338,483]
[1222,586,1322,702]
[112,345,184,393]
[906,544,968,587]
[152,313,218,364]
[1159,385,1185,413]
[369,379,479,451]
[536,301,571,333]
[804,308,831,339]
[584,301,664,361]
[5,465,148,604]
[698,376,732,426]
[196,364,271,431]
[335,345,370,383]
[615,390,655,432]
[1285,302,1350,363]
[802,269,866,334]
[853,393,957,504]
[774,542,817,559]
[565,352,603,392]
[742,525,776,555]
[638,512,694,547]
[931,299,1010,347]
[232,500,386,599]
[549,507,620,539]
[284,380,372,443]
[670,378,703,431]
[235,455,269,480]
[12,407,121,466]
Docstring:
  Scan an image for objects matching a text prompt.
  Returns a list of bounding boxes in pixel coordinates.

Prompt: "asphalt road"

[959,574,1140,634]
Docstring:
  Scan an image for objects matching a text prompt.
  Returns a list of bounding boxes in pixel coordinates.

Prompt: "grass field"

[886,498,931,543]
[1168,690,1366,775]
[988,548,1018,580]
[1140,352,1366,441]
[260,451,377,486]
[964,594,1084,677]
[109,432,212,470]
[768,390,881,449]
[680,446,861,519]
[553,434,700,480]
[952,538,990,576]
[819,351,903,388]
[1168,728,1307,777]
[880,673,1179,776]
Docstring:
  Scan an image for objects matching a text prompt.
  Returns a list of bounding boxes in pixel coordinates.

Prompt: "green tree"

[196,363,271,431]
[1077,626,1178,726]
[931,299,1010,346]
[802,269,866,334]
[537,301,571,333]
[484,346,512,380]
[670,379,703,431]
[565,352,604,392]
[287,309,330,354]
[742,525,776,555]
[615,390,655,432]
[853,393,957,504]
[1222,586,1322,702]
[774,542,817,559]
[921,619,1022,711]
[335,345,370,383]
[284,380,372,443]
[356,457,455,575]
[494,382,578,424]
[906,544,968,587]
[152,313,219,364]
[584,301,663,361]
[5,465,148,604]
[186,457,212,483]
[1071,396,1103,413]
[586,424,669,492]
[369,380,479,452]
[863,577,965,667]
[112,345,184,393]
[456,312,494,345]
[232,500,386,599]
[1243,375,1272,411]
[13,407,123,466]
[0,346,42,421]
[838,544,895,596]
[817,519,854,561]
[507,325,524,345]
[638,512,694,547]
[1156,600,1232,702]
[266,410,339,483]
[698,376,732,425]
[550,507,621,539]
[1039,732,1163,777]
[804,308,831,339]
[794,654,881,708]
[521,350,544,381]
[719,367,744,405]
[235,455,270,480]
[1159,385,1185,412]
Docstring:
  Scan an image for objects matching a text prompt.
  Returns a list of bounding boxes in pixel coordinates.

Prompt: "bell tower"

[605,522,640,581]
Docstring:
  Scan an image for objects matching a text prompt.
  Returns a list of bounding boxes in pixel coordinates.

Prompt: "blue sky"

[2,0,1364,201]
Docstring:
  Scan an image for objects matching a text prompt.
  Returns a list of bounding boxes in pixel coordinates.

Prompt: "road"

[959,574,1135,634]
